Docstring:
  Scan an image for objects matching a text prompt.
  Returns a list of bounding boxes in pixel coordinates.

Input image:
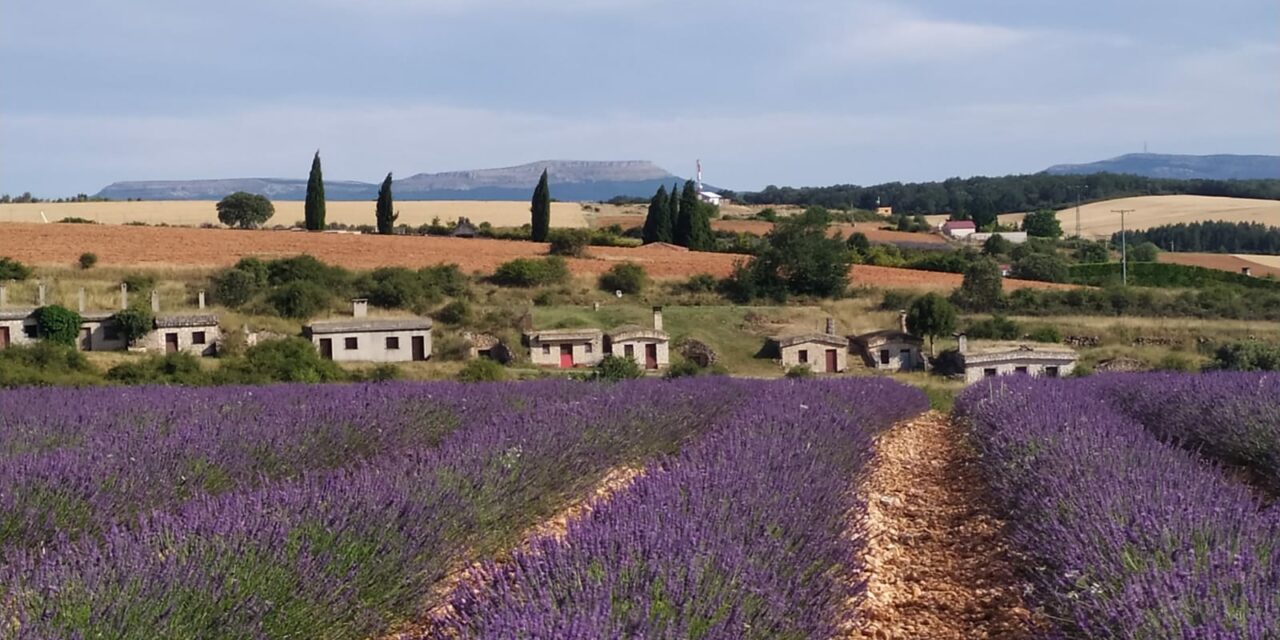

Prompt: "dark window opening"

[983,368,998,378]
[192,331,206,345]
[386,336,400,350]
[879,349,890,365]
[345,337,358,350]
[1015,366,1029,375]
[798,349,808,363]
[1046,366,1060,378]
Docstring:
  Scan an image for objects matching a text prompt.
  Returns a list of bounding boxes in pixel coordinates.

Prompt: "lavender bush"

[0,378,752,638]
[958,377,1280,638]
[428,378,928,639]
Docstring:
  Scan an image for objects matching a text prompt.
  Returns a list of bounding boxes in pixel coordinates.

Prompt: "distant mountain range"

[95,160,685,202]
[1046,153,1280,180]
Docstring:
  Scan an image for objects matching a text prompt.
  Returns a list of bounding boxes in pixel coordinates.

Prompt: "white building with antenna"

[695,159,727,206]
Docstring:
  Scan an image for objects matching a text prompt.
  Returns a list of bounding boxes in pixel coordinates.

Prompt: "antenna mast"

[696,159,702,193]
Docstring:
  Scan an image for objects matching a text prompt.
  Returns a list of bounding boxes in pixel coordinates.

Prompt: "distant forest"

[1116,221,1280,256]
[741,173,1280,227]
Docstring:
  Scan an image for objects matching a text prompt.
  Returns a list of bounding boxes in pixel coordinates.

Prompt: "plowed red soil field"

[594,215,948,247]
[0,222,1067,291]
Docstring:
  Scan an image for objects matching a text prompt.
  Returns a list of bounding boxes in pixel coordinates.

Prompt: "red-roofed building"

[941,219,977,239]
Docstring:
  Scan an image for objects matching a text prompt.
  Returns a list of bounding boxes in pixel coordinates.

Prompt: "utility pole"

[1071,185,1086,238]
[1113,209,1134,286]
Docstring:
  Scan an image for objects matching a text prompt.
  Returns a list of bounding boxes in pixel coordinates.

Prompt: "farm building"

[451,218,479,238]
[304,300,432,363]
[850,314,924,371]
[966,231,1028,245]
[0,308,36,350]
[525,328,605,368]
[876,206,894,216]
[141,314,221,356]
[699,191,725,206]
[956,333,1078,384]
[941,220,977,239]
[773,319,849,373]
[463,332,513,364]
[606,306,670,370]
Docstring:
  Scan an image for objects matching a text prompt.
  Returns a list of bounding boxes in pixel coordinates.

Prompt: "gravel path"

[847,411,1043,639]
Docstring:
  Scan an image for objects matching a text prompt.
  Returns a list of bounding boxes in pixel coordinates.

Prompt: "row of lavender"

[0,382,597,559]
[428,378,929,639]
[0,378,753,639]
[958,377,1280,638]
[1091,372,1280,492]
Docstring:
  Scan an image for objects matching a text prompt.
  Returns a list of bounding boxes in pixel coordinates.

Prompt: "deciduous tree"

[216,191,275,229]
[906,293,957,355]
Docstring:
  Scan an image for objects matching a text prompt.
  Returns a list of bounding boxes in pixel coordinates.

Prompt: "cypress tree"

[642,185,668,244]
[673,181,692,247]
[691,199,714,251]
[304,151,326,231]
[530,169,551,242]
[375,172,397,235]
[656,185,675,243]
[667,183,680,241]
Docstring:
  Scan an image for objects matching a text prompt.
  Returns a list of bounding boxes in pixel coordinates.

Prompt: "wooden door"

[0,326,9,350]
[319,338,333,359]
[645,344,658,370]
[412,336,427,361]
[559,344,574,368]
[80,328,92,351]
[825,349,838,373]
[165,333,179,354]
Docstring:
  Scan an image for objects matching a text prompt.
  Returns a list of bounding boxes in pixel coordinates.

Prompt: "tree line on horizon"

[1114,220,1280,256]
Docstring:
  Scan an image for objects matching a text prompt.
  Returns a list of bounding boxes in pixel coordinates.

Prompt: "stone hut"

[850,311,925,371]
[606,306,670,371]
[525,328,605,369]
[304,299,432,363]
[773,318,849,373]
[956,333,1078,384]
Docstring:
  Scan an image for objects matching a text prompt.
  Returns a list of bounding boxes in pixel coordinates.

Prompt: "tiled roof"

[774,333,848,348]
[525,328,603,342]
[155,314,220,329]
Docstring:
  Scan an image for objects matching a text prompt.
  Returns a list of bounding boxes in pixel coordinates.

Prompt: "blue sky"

[2,0,1277,196]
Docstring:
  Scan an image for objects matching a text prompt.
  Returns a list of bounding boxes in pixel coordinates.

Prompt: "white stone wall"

[0,319,36,349]
[80,320,129,352]
[142,325,220,356]
[781,342,848,373]
[609,338,670,370]
[311,329,432,363]
[528,335,604,368]
[864,339,924,371]
[964,358,1075,384]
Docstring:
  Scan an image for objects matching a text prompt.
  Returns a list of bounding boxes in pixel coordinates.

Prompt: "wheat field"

[0,200,596,229]
[1019,195,1280,238]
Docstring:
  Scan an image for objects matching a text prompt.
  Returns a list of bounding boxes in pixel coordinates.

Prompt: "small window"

[983,368,998,378]
[879,349,891,365]
[1046,366,1060,378]
[104,325,122,341]
[345,337,358,350]
[585,343,593,354]
[192,331,206,345]
[23,325,38,339]
[624,344,634,358]
[542,344,551,355]
[1015,366,1029,375]
[798,349,808,363]
[386,336,400,350]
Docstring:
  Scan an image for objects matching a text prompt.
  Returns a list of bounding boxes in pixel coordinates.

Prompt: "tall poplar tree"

[375,172,397,235]
[530,169,551,242]
[642,185,668,244]
[304,151,326,231]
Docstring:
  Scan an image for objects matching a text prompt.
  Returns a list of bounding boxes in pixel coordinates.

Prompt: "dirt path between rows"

[380,465,645,640]
[845,411,1043,639]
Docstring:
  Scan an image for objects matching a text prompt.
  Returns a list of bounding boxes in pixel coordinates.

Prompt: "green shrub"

[232,257,271,285]
[0,257,33,281]
[1025,325,1062,343]
[266,255,350,290]
[967,315,1021,340]
[664,359,703,379]
[33,306,83,347]
[122,273,157,296]
[491,257,570,288]
[1211,341,1280,371]
[598,262,647,295]
[58,217,96,224]
[548,229,591,257]
[78,252,98,270]
[356,364,402,382]
[215,338,347,384]
[0,343,100,388]
[679,273,718,294]
[879,289,917,311]
[784,365,814,379]
[112,307,155,346]
[593,354,644,382]
[457,358,507,383]
[106,353,210,385]
[419,264,470,298]
[1011,253,1070,283]
[1156,352,1198,372]
[210,268,263,308]
[1068,262,1280,290]
[365,267,427,308]
[268,281,331,319]
[435,300,471,325]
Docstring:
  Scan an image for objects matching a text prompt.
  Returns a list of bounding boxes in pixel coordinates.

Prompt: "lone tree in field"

[216,192,275,229]
[304,151,326,231]
[530,169,551,242]
[952,257,1004,310]
[906,293,957,356]
[642,185,670,244]
[375,173,397,235]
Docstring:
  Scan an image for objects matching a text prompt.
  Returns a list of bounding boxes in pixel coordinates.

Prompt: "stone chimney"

[198,290,206,310]
[825,317,835,335]
[0,284,7,308]
[899,310,909,333]
[1242,267,1253,277]
[78,288,86,313]
[150,290,160,313]
[37,283,46,306]
[352,298,368,318]
[653,306,664,332]
[955,332,968,355]
[120,283,129,310]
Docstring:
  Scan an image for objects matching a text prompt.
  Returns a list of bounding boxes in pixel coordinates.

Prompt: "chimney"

[37,283,46,306]
[352,298,368,318]
[150,290,160,313]
[0,284,7,307]
[198,290,206,310]
[78,288,86,313]
[653,306,664,332]
[1242,267,1253,277]
[120,283,128,310]
[956,332,968,355]
[825,317,835,335]
[899,310,909,334]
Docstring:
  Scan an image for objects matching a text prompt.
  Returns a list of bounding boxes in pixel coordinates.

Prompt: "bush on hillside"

[1025,325,1062,343]
[122,273,157,296]
[210,268,263,308]
[457,358,508,383]
[491,257,570,288]
[78,252,98,270]
[548,229,591,257]
[598,263,648,295]
[106,353,210,386]
[679,273,718,294]
[966,315,1020,340]
[435,300,471,325]
[215,338,347,384]
[1211,341,1280,371]
[33,306,83,347]
[112,307,155,347]
[593,355,644,382]
[268,281,331,319]
[784,365,814,379]
[0,257,33,281]
[0,343,100,388]
[1011,253,1070,283]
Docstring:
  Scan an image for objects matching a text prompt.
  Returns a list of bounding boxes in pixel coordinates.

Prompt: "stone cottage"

[773,319,849,373]
[956,333,1078,384]
[606,306,670,371]
[304,299,432,363]
[850,312,925,371]
[525,328,605,368]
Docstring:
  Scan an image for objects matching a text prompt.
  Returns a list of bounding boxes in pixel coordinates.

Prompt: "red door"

[0,327,9,350]
[825,349,838,373]
[559,344,574,368]
[645,344,658,370]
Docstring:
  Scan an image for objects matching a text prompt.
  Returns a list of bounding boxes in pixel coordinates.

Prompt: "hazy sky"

[2,0,1277,196]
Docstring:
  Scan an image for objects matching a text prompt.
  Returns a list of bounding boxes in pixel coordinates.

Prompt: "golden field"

[0,200,598,229]
[1021,195,1280,238]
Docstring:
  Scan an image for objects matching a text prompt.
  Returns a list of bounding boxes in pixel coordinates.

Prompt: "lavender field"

[0,377,926,639]
[958,373,1280,638]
